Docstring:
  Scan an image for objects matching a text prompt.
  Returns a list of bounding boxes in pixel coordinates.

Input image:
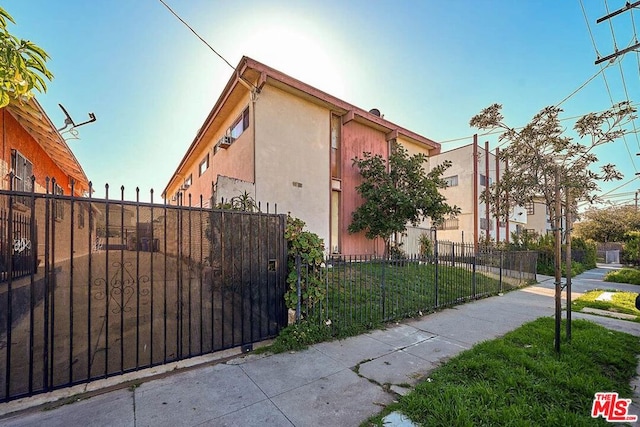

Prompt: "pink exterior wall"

[340,119,387,256]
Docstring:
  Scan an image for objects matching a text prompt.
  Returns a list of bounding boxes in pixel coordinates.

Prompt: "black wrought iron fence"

[0,181,287,403]
[295,242,537,330]
[0,207,37,282]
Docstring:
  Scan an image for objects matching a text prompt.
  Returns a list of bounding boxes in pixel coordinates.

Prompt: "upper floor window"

[199,154,209,176]
[525,202,535,215]
[480,174,492,187]
[330,114,341,179]
[230,107,250,140]
[443,175,458,187]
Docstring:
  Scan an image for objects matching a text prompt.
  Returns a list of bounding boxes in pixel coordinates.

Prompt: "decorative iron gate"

[0,182,287,402]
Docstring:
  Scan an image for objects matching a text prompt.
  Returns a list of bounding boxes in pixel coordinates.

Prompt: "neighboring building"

[1,98,90,196]
[0,97,92,265]
[163,56,441,256]
[429,141,527,246]
[524,197,552,237]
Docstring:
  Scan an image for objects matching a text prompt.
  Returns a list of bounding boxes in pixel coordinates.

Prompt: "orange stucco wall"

[340,119,387,256]
[169,93,254,206]
[0,110,73,194]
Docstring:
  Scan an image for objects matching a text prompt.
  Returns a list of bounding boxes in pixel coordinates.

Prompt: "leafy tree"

[0,6,53,107]
[348,141,458,254]
[470,102,636,232]
[574,205,640,243]
[621,231,640,266]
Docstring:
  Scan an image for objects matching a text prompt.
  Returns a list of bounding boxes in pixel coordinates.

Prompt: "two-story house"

[163,56,441,256]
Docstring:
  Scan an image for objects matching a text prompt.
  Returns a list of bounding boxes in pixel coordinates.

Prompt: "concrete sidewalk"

[1,264,639,426]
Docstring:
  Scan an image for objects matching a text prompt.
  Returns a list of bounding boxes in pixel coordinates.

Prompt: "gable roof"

[163,56,441,197]
[7,97,90,194]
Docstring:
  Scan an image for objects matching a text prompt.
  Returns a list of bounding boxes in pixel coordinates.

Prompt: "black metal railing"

[295,242,537,330]
[0,181,288,403]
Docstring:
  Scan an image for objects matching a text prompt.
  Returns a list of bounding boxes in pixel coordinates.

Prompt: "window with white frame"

[11,149,33,192]
[199,154,209,176]
[229,107,249,139]
[443,175,458,187]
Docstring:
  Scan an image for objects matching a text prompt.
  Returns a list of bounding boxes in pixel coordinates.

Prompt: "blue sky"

[4,0,640,205]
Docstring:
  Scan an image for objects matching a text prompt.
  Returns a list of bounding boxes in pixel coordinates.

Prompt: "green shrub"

[622,231,640,266]
[284,215,325,316]
[604,268,640,285]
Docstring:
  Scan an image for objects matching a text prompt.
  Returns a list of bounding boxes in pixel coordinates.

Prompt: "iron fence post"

[296,253,301,323]
[499,250,504,293]
[472,255,477,298]
[432,227,439,308]
[381,256,386,320]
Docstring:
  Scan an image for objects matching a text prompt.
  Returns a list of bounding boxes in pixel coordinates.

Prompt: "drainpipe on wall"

[236,75,259,201]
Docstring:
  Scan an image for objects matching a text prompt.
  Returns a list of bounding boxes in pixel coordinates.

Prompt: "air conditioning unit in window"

[217,135,234,149]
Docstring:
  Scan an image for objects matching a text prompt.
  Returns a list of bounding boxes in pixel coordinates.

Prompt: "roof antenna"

[57,103,97,133]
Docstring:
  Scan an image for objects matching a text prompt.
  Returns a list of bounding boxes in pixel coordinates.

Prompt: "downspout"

[236,74,259,200]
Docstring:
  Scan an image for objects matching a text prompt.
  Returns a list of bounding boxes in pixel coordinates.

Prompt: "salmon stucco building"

[1,97,92,276]
[163,56,442,256]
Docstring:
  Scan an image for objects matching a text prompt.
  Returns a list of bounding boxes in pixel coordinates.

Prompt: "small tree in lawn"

[0,6,53,107]
[469,102,636,235]
[470,101,636,351]
[348,141,458,255]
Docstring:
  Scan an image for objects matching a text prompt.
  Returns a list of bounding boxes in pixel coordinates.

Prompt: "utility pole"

[554,167,562,353]
[595,1,640,64]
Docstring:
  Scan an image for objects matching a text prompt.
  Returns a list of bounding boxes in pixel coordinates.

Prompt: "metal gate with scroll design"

[0,183,287,403]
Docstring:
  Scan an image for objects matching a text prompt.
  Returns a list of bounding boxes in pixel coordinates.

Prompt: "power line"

[580,0,602,57]
[157,0,236,70]
[157,0,260,93]
[554,64,610,107]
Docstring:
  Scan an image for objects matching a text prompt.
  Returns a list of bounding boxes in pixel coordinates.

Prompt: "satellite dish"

[369,108,381,117]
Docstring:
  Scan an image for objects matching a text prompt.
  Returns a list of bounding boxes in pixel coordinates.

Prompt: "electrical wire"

[157,0,259,91]
[580,0,602,58]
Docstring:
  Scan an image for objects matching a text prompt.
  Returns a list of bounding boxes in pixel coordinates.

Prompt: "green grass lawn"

[314,261,508,327]
[571,290,640,322]
[270,262,514,353]
[364,317,640,426]
[272,262,511,353]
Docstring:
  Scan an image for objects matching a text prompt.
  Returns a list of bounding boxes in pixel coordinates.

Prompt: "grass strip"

[365,317,640,426]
